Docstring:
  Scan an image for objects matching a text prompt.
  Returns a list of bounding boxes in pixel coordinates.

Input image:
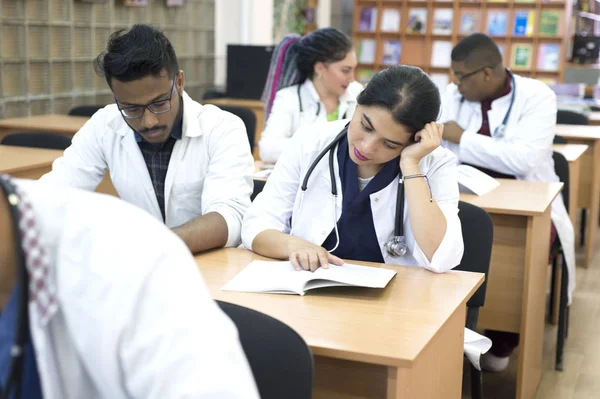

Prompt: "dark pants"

[485,222,558,357]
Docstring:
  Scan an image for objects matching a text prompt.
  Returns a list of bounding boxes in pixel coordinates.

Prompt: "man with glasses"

[41,25,255,254]
[438,33,575,373]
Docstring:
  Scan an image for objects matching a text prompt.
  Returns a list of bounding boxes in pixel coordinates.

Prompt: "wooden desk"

[552,143,588,228]
[588,112,600,126]
[0,114,88,141]
[203,98,264,160]
[556,124,600,267]
[0,145,117,196]
[461,180,562,399]
[195,248,484,399]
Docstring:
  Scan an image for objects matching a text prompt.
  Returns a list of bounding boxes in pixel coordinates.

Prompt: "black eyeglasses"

[451,66,494,84]
[116,79,177,120]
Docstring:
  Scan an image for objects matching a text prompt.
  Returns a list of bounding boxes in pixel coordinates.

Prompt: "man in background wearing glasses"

[41,25,255,254]
[437,33,575,374]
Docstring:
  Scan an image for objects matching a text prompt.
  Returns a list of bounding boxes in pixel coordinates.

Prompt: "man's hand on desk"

[443,121,465,144]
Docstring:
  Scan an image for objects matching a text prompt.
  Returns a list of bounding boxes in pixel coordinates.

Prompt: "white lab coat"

[40,92,254,247]
[258,79,364,163]
[439,73,576,302]
[14,179,260,399]
[243,120,464,273]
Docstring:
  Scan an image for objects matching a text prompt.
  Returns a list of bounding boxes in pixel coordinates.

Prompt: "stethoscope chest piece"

[384,235,408,257]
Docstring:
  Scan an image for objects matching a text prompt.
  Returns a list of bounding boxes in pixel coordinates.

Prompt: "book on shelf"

[358,39,377,64]
[510,43,533,69]
[382,40,402,65]
[430,73,450,94]
[487,11,508,36]
[407,9,428,34]
[460,10,481,35]
[359,7,378,32]
[539,10,560,36]
[381,8,401,32]
[537,43,561,71]
[513,10,535,37]
[357,68,376,84]
[431,41,453,68]
[433,9,453,35]
[221,260,397,296]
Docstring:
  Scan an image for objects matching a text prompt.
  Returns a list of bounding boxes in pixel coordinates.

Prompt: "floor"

[462,222,600,398]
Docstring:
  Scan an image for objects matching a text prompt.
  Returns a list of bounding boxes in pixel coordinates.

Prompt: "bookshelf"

[353,0,571,86]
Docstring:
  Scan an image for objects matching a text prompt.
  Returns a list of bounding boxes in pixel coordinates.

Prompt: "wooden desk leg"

[516,211,551,399]
[568,158,581,229]
[585,140,600,267]
[387,305,465,399]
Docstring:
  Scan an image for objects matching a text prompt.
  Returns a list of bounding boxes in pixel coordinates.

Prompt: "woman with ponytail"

[259,28,363,163]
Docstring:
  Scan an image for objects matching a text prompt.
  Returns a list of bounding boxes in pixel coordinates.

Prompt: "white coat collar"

[109,91,204,139]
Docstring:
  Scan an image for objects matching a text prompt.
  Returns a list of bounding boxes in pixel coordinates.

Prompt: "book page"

[457,165,500,196]
[222,261,314,295]
[311,263,397,289]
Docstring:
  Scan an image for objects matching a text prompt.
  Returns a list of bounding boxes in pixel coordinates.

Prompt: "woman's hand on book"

[289,245,344,272]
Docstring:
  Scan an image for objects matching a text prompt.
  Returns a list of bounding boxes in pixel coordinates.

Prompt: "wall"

[0,0,215,118]
[330,0,352,36]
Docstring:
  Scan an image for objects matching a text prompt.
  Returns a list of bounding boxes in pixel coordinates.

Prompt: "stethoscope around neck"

[457,71,516,138]
[0,177,30,399]
[297,125,409,258]
[297,84,349,120]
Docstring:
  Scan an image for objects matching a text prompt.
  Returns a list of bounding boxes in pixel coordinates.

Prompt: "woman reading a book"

[258,28,364,163]
[243,65,464,274]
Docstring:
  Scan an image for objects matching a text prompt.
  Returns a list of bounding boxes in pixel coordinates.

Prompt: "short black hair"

[94,24,179,86]
[451,33,502,68]
[295,27,353,80]
[357,65,440,134]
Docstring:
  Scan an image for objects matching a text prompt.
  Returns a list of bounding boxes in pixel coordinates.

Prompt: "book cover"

[407,9,428,34]
[510,43,533,69]
[381,9,401,32]
[460,10,481,35]
[431,41,453,67]
[513,10,535,37]
[537,43,560,71]
[430,73,450,93]
[539,11,560,36]
[487,11,508,36]
[382,40,402,65]
[358,39,377,64]
[357,69,376,84]
[359,7,378,32]
[433,9,453,35]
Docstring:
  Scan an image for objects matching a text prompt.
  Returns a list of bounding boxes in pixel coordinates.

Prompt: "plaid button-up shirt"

[135,119,183,221]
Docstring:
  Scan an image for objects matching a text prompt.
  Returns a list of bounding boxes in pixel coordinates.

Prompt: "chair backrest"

[251,179,266,201]
[218,105,257,149]
[68,105,104,117]
[455,202,493,309]
[216,301,313,399]
[557,110,588,125]
[552,151,570,210]
[553,135,567,144]
[1,132,72,150]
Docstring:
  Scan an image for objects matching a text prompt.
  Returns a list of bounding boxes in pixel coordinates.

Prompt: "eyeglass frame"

[115,78,178,120]
[451,65,496,85]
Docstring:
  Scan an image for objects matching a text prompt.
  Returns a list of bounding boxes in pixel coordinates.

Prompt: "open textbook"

[457,164,500,196]
[222,260,397,296]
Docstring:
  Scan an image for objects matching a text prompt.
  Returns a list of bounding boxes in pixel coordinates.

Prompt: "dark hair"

[357,66,440,134]
[261,28,353,120]
[94,24,179,86]
[451,33,503,68]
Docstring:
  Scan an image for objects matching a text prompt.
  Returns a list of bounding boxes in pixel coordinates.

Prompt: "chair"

[456,201,494,399]
[218,105,257,149]
[68,105,104,117]
[251,179,266,201]
[202,89,227,100]
[549,151,570,371]
[216,301,313,399]
[1,132,72,150]
[556,110,589,126]
[553,135,567,144]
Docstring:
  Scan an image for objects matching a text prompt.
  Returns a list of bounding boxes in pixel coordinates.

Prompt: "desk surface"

[195,248,483,368]
[204,98,264,108]
[552,143,589,162]
[460,179,563,216]
[556,124,600,140]
[0,114,88,134]
[0,145,63,174]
